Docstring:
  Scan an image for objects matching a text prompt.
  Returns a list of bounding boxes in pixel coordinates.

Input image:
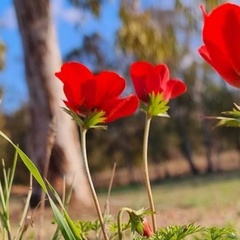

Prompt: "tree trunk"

[176,116,199,175]
[14,0,91,204]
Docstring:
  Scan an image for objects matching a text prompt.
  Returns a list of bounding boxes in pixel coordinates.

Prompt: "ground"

[6,150,240,239]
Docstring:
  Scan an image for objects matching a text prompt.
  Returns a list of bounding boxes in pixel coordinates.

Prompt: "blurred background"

[1,0,240,195]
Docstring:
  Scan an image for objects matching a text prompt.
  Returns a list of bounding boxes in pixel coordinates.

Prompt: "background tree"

[13,0,91,204]
[64,0,240,179]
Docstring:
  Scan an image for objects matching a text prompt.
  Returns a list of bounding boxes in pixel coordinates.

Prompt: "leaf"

[0,131,48,193]
[205,104,240,128]
[215,117,240,127]
[152,223,204,240]
[203,226,237,240]
[46,180,81,239]
[48,197,78,240]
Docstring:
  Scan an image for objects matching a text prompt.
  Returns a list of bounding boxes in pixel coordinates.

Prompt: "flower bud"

[142,218,153,237]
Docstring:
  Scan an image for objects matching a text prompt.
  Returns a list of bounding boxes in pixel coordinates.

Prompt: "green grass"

[9,171,240,238]
[100,171,240,210]
[95,170,240,234]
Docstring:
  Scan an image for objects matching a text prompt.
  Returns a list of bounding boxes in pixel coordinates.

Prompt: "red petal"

[154,64,170,90]
[55,62,93,107]
[220,5,240,74]
[142,219,153,238]
[201,3,240,87]
[199,45,240,88]
[94,71,126,107]
[164,79,187,100]
[130,61,154,102]
[198,45,212,65]
[104,95,139,123]
[81,79,96,110]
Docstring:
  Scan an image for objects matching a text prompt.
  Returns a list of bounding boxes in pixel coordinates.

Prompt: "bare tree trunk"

[176,115,199,175]
[194,77,214,173]
[14,0,91,204]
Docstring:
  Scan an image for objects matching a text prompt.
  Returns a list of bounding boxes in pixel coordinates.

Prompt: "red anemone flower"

[142,218,153,238]
[198,3,240,88]
[55,62,139,123]
[130,61,187,103]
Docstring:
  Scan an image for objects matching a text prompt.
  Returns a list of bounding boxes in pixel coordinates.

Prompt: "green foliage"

[0,155,17,239]
[63,108,107,130]
[1,106,29,184]
[75,220,100,239]
[214,104,240,128]
[151,224,203,240]
[133,224,237,240]
[0,131,82,240]
[196,226,237,240]
[68,0,102,17]
[145,93,169,118]
[118,0,177,64]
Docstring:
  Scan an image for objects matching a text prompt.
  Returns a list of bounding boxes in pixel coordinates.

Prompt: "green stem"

[80,127,109,240]
[117,207,133,240]
[143,116,157,232]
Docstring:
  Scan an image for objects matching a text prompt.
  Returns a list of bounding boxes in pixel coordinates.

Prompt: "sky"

[1,0,240,114]
[0,0,121,114]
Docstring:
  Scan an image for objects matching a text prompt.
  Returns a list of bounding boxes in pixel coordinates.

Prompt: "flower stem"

[117,207,133,240]
[143,116,157,232]
[80,127,109,240]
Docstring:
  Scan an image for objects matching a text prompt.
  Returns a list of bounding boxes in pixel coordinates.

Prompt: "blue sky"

[1,0,240,114]
[0,0,121,114]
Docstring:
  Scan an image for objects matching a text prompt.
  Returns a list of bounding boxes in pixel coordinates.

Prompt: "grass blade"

[48,197,78,240]
[0,131,48,193]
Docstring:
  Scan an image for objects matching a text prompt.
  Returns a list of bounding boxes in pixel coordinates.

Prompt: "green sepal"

[128,208,152,235]
[63,108,107,130]
[63,108,84,127]
[83,110,107,129]
[210,103,240,128]
[141,93,170,118]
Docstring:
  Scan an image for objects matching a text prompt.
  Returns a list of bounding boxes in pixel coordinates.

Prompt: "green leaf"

[46,180,81,239]
[216,117,240,127]
[202,226,237,240]
[206,104,240,128]
[151,223,204,240]
[0,131,48,193]
[48,197,78,240]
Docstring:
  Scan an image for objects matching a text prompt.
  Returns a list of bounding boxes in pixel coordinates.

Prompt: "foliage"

[69,0,103,17]
[0,155,18,239]
[133,225,237,240]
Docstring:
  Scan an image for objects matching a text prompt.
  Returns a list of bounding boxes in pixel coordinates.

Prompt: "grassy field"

[8,170,240,239]
[98,171,240,227]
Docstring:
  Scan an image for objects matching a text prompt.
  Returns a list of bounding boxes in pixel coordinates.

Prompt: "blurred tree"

[0,41,5,71]
[13,0,92,205]
[51,0,239,183]
[0,89,10,166]
[117,0,228,175]
[64,0,237,178]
